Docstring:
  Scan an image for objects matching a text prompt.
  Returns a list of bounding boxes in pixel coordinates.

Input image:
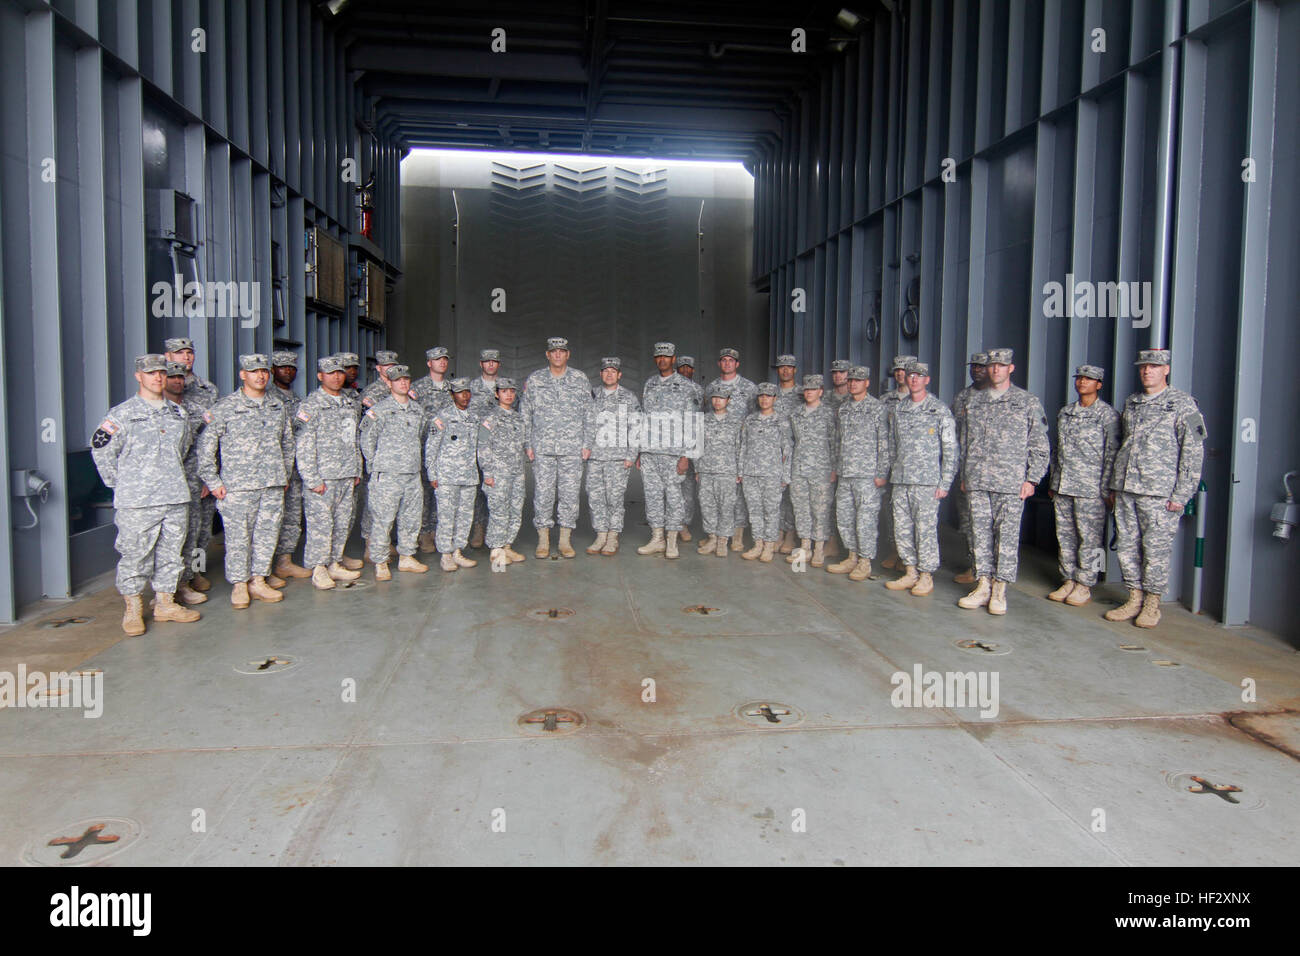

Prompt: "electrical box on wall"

[305,225,346,311]
[146,189,198,248]
[356,259,386,326]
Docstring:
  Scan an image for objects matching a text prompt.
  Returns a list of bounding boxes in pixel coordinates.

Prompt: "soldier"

[521,337,591,558]
[957,348,1051,615]
[467,348,503,548]
[739,383,793,562]
[638,342,699,560]
[411,346,454,552]
[1105,349,1206,628]
[883,362,958,596]
[270,351,312,581]
[675,356,702,540]
[91,355,201,635]
[361,350,400,410]
[704,347,759,551]
[772,354,803,553]
[950,352,989,584]
[196,354,295,608]
[163,337,218,590]
[878,354,917,571]
[338,352,363,404]
[786,374,838,568]
[825,360,852,411]
[696,381,743,557]
[1047,365,1120,606]
[359,364,430,581]
[426,378,480,571]
[583,357,640,555]
[829,366,891,582]
[478,377,529,566]
[295,355,364,590]
[162,362,210,606]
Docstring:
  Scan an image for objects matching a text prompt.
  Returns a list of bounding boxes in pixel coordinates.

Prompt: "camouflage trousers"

[733,482,750,529]
[303,478,356,568]
[532,454,583,529]
[698,474,739,537]
[681,459,697,525]
[1113,491,1180,595]
[276,473,304,556]
[879,486,897,558]
[892,484,942,573]
[435,483,476,552]
[790,476,834,541]
[641,453,685,530]
[181,492,216,584]
[358,473,371,541]
[953,486,974,568]
[216,486,285,582]
[779,486,794,533]
[836,478,883,558]
[1054,494,1108,586]
[484,473,526,548]
[367,472,424,564]
[968,490,1026,582]
[586,460,633,533]
[115,503,188,596]
[742,476,783,541]
[421,483,438,534]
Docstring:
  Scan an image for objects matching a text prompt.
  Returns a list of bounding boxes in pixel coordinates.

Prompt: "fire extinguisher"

[359,173,375,240]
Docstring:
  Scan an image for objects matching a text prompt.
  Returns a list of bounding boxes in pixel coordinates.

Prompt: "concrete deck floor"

[2,514,1298,867]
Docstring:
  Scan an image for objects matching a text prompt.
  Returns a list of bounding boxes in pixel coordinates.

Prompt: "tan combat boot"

[828,552,857,574]
[600,532,619,556]
[638,528,666,555]
[453,549,477,568]
[398,555,428,574]
[742,539,764,561]
[190,573,212,592]
[535,527,550,558]
[665,530,679,559]
[958,576,992,609]
[786,539,811,564]
[697,534,717,555]
[1134,592,1162,628]
[249,577,283,603]
[274,553,312,579]
[1104,588,1143,622]
[506,542,527,562]
[557,528,576,558]
[587,531,608,555]
[778,530,796,554]
[231,582,251,609]
[953,568,976,585]
[418,532,437,554]
[177,582,208,605]
[440,553,458,572]
[339,556,363,571]
[375,562,392,581]
[715,536,729,558]
[264,574,286,589]
[122,594,146,636]
[311,565,336,590]
[154,592,200,623]
[1065,584,1091,606]
[849,557,872,581]
[988,581,1008,615]
[759,540,776,562]
[911,571,934,596]
[678,526,692,542]
[886,566,919,590]
[811,541,825,568]
[1047,580,1076,602]
[328,561,360,581]
[732,526,746,552]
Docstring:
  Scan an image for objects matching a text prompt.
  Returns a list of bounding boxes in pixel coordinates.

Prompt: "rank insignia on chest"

[928,427,935,435]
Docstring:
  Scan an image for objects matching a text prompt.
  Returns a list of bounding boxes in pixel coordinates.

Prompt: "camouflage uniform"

[697,396,743,538]
[181,369,220,568]
[772,366,804,535]
[739,407,793,541]
[835,382,892,559]
[949,354,987,570]
[961,361,1051,582]
[1050,374,1120,587]
[788,381,839,542]
[640,352,699,531]
[426,396,480,553]
[196,365,295,583]
[702,364,758,527]
[1109,361,1206,596]
[272,374,305,560]
[887,386,958,573]
[175,390,209,585]
[295,373,362,569]
[477,385,528,549]
[360,389,429,564]
[583,372,641,534]
[91,370,194,596]
[878,358,915,559]
[411,357,454,535]
[677,367,704,527]
[521,356,592,530]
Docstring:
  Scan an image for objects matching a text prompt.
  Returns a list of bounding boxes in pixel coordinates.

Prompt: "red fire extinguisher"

[359,173,375,240]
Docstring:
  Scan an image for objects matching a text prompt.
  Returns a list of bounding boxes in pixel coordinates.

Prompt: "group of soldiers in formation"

[91,334,1205,637]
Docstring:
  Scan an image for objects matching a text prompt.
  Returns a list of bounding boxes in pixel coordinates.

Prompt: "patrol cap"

[718,348,740,361]
[546,337,570,352]
[448,377,472,393]
[830,359,851,372]
[801,374,824,391]
[426,346,450,361]
[653,341,676,357]
[165,361,188,377]
[337,352,360,368]
[479,349,500,362]
[272,350,298,368]
[239,353,270,372]
[163,337,194,353]
[601,356,622,370]
[904,360,931,377]
[1135,348,1171,366]
[374,350,399,366]
[676,356,695,369]
[890,354,917,372]
[706,381,732,399]
[385,364,411,381]
[775,354,797,368]
[1074,364,1105,381]
[318,356,345,374]
[848,365,871,380]
[969,352,989,365]
[756,382,779,397]
[135,354,168,373]
[495,377,518,391]
[986,348,1014,365]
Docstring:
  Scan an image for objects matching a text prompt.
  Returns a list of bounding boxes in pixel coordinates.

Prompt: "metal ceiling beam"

[348,44,588,81]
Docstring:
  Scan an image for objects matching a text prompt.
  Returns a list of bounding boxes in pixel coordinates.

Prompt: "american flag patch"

[296,409,311,423]
[98,419,119,435]
[434,417,445,429]
[202,410,214,424]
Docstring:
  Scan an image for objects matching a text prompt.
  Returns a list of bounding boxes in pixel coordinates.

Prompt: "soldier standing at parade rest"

[359,364,430,581]
[270,351,313,580]
[772,354,803,553]
[91,355,202,635]
[426,378,481,572]
[163,337,218,591]
[739,383,793,563]
[828,365,892,582]
[582,357,641,555]
[1104,349,1206,629]
[521,337,592,559]
[1047,364,1120,607]
[703,348,759,552]
[786,374,839,568]
[162,361,210,605]
[478,377,529,566]
[878,354,917,572]
[695,381,743,558]
[196,354,295,608]
[675,356,702,540]
[411,346,454,553]
[467,348,503,549]
[950,352,989,583]
[638,342,698,560]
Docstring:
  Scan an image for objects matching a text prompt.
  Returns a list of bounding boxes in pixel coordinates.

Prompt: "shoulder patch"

[434,417,445,430]
[482,418,493,430]
[365,408,376,419]
[97,419,120,436]
[202,410,214,424]
[296,408,311,423]
[91,428,115,449]
[1187,411,1207,438]
[362,396,375,407]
